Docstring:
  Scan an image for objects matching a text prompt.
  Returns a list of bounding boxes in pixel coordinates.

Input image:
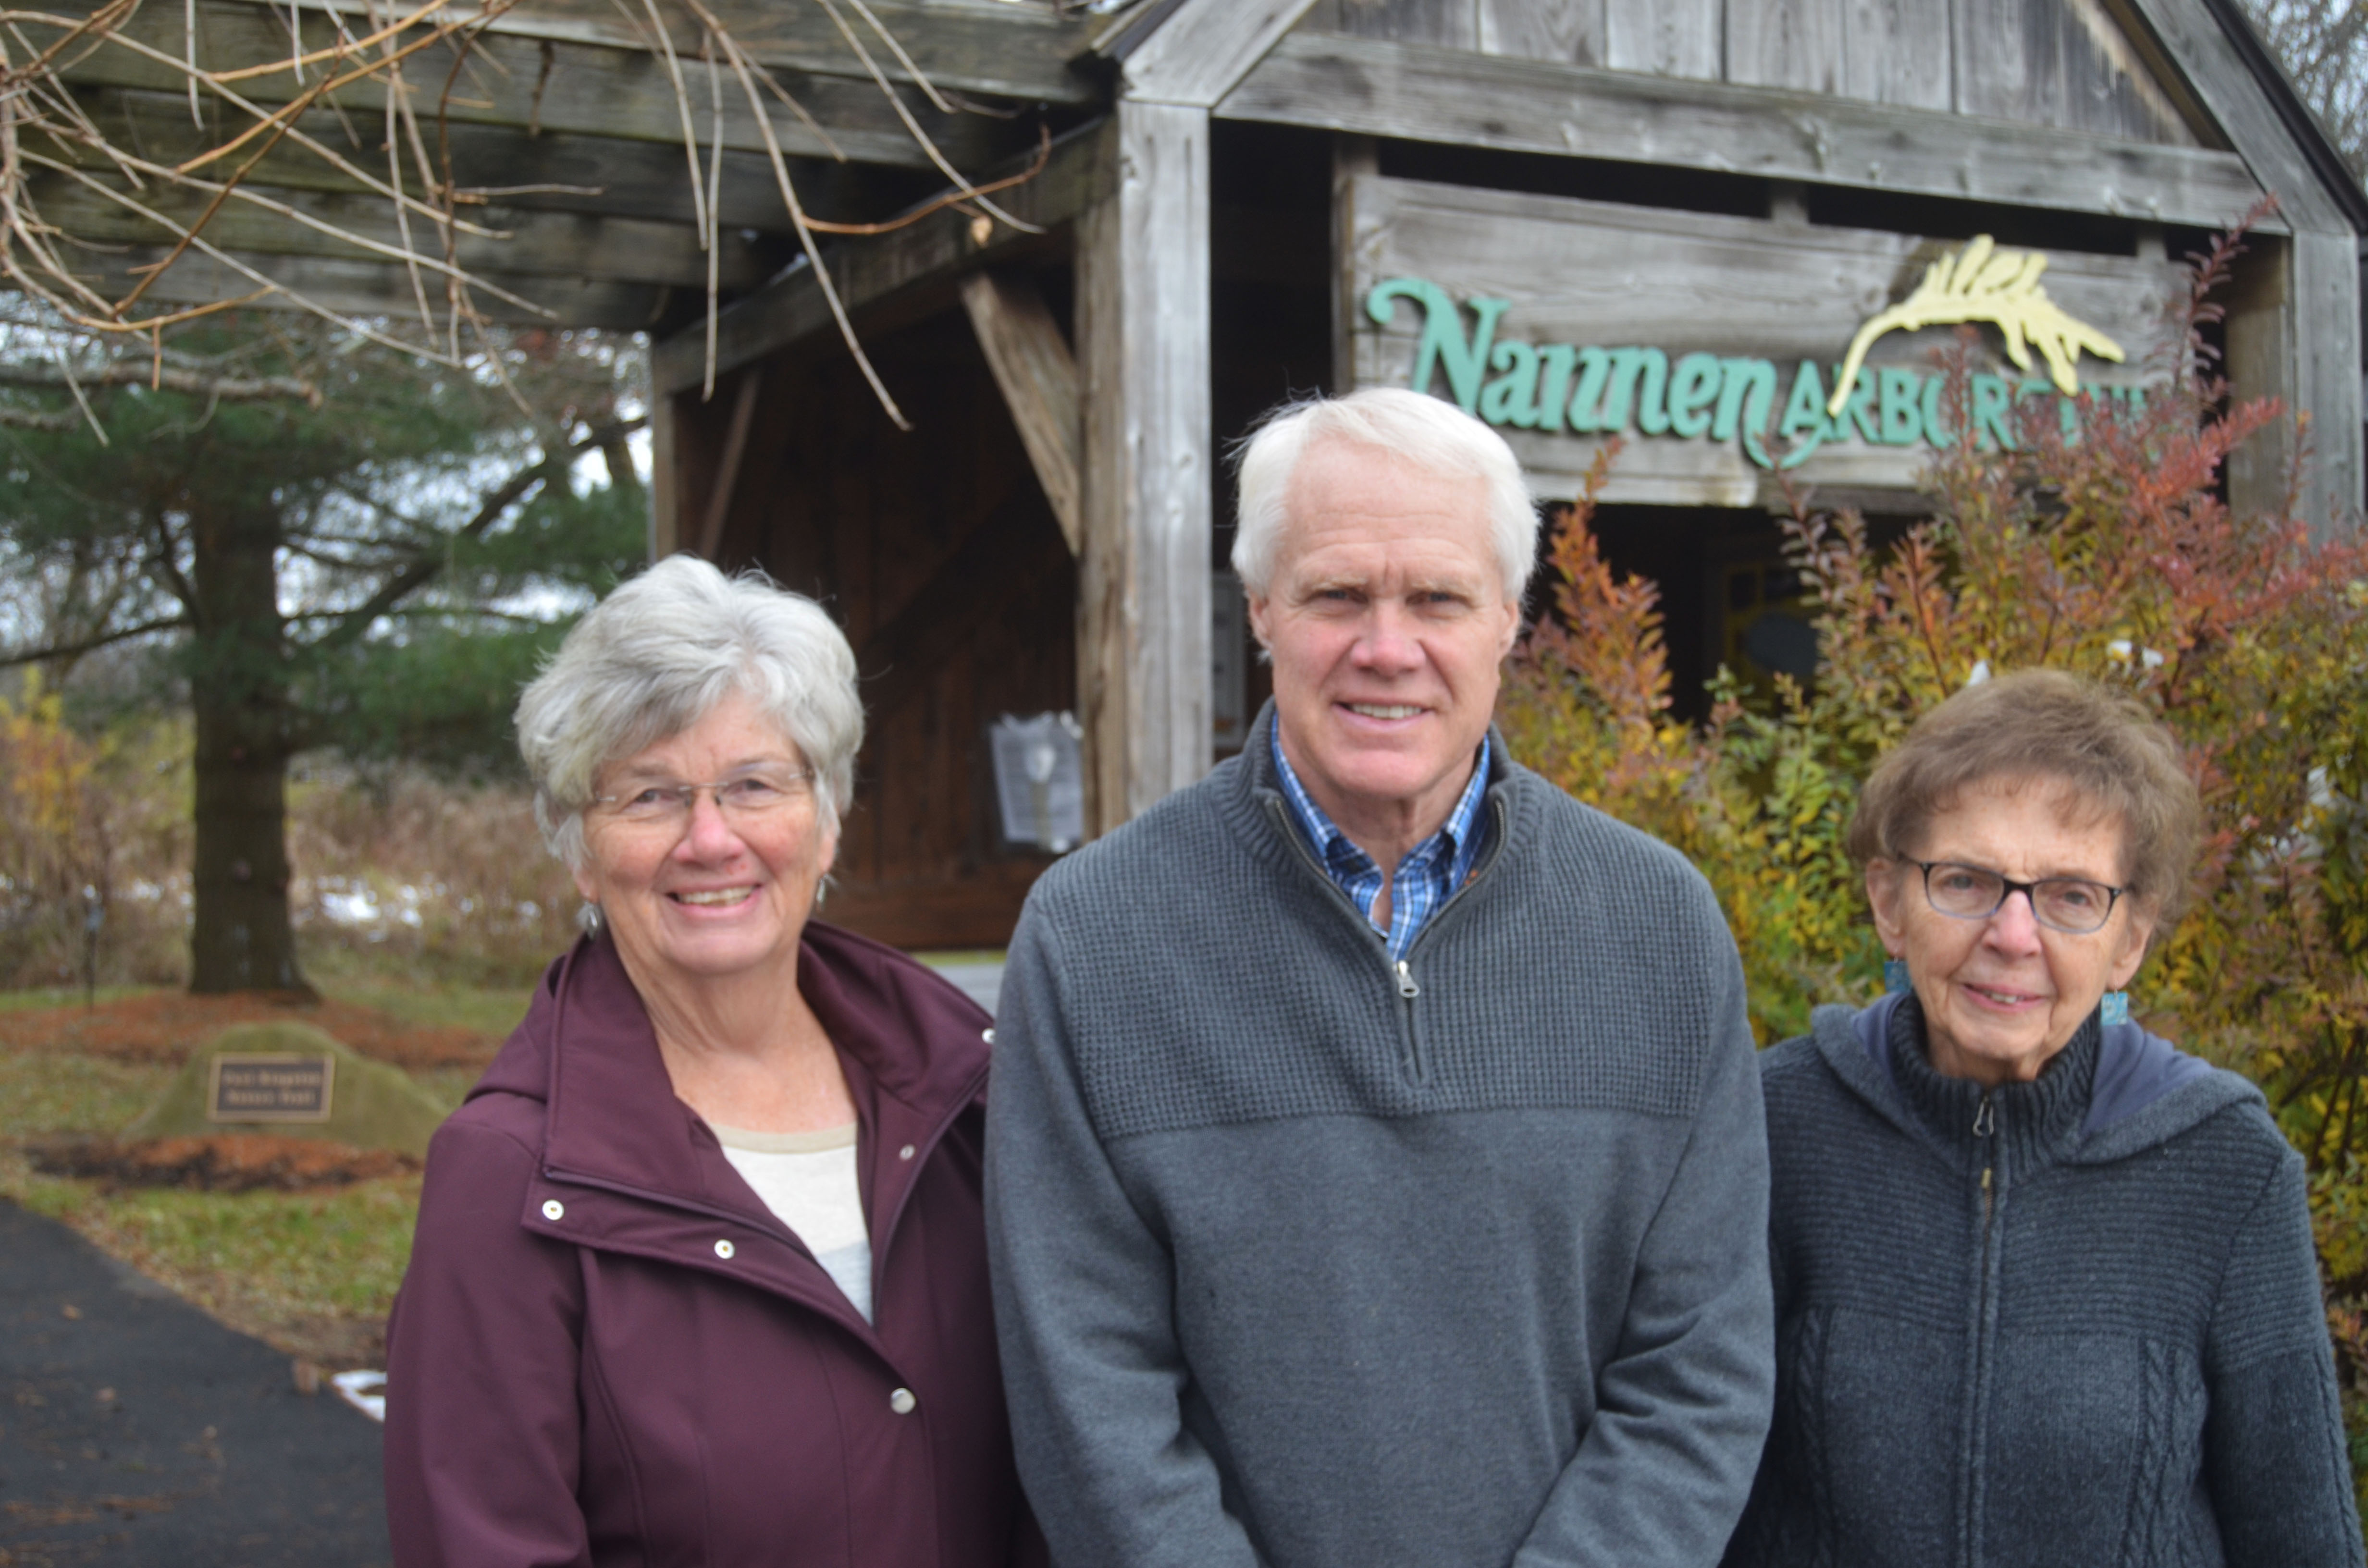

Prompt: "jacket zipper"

[1965,1091,1999,1568]
[1259,791,1508,1087]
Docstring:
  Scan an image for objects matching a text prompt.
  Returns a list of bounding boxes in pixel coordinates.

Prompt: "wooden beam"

[960,270,1083,554]
[2121,0,2356,233]
[1109,0,1327,107]
[59,86,848,233]
[29,171,756,289]
[384,0,1100,106]
[79,245,667,326]
[1076,98,1211,833]
[651,117,1119,395]
[698,367,765,559]
[1218,32,2277,232]
[49,0,1018,169]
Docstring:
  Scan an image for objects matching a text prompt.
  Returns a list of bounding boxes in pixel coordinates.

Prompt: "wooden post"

[648,389,680,560]
[1332,134,1379,392]
[1076,98,1213,835]
[2293,230,2363,535]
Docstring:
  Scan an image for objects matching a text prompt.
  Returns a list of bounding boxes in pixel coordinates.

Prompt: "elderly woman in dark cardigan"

[1727,670,2361,1568]
[383,556,1040,1568]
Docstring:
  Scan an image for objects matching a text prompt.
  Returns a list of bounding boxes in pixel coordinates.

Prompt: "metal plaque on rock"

[206,1053,336,1124]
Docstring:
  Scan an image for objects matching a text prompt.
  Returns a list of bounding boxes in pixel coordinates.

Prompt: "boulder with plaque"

[123,1019,450,1158]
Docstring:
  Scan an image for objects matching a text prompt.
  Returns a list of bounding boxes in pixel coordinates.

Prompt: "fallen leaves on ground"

[25,1134,419,1193]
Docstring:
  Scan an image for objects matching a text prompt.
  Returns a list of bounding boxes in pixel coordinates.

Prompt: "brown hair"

[1844,669,2204,924]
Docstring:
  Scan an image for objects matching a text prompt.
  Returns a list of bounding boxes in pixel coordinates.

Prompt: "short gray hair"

[516,554,863,870]
[1230,387,1538,602]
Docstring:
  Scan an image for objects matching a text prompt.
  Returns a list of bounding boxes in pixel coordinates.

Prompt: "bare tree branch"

[310,414,646,653]
[0,361,318,403]
[0,611,190,667]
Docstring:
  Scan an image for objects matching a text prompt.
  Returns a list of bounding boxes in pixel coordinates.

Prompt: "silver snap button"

[888,1387,917,1415]
[714,1239,735,1260]
[541,1200,565,1221]
[898,1144,916,1161]
[982,1028,995,1044]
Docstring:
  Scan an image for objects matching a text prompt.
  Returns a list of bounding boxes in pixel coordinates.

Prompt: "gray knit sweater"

[984,707,1774,1568]
[1727,992,2363,1568]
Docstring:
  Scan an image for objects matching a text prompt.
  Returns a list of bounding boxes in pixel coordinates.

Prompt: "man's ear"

[1247,593,1274,651]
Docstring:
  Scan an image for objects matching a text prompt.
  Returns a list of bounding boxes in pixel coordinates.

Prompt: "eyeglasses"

[1912,860,2124,935]
[590,767,813,830]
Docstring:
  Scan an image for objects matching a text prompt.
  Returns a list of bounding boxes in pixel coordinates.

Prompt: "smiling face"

[1866,777,2154,1087]
[1246,438,1523,861]
[572,689,836,1006]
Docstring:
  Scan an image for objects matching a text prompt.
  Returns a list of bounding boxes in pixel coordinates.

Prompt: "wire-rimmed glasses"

[590,766,814,831]
[1912,860,2124,934]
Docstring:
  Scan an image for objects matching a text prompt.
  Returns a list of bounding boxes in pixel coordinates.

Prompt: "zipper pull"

[1394,960,1419,1000]
[1973,1095,1995,1138]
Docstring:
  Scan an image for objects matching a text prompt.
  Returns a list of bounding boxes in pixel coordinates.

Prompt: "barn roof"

[18,0,2361,355]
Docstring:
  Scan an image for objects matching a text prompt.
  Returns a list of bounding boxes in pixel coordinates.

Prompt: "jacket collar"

[1809,991,2258,1169]
[480,924,992,1255]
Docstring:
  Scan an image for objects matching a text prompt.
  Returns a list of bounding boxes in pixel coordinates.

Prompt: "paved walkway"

[0,1199,387,1568]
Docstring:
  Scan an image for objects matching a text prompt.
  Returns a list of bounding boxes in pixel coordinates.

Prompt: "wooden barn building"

[56,0,2368,948]
[647,0,2368,947]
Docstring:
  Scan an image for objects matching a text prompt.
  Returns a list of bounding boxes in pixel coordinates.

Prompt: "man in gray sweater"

[985,387,1773,1568]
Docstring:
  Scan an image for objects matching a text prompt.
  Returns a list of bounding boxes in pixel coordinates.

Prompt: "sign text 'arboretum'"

[1367,239,2139,471]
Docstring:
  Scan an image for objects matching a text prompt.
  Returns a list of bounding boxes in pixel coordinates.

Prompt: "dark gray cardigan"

[1727,992,2363,1568]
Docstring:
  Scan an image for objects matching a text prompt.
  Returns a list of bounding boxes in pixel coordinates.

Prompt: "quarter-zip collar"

[473,925,992,1346]
[1233,699,1518,927]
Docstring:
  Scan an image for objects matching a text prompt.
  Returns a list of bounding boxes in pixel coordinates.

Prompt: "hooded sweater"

[383,926,1040,1568]
[985,706,1774,1568]
[1726,992,2362,1568]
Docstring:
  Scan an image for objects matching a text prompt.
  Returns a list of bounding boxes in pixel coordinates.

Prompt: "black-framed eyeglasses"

[1912,860,2125,935]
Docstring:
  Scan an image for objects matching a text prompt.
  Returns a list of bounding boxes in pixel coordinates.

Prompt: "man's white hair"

[1230,387,1539,602]
[515,554,863,871]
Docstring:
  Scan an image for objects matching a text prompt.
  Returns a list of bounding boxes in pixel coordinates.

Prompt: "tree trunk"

[186,497,307,995]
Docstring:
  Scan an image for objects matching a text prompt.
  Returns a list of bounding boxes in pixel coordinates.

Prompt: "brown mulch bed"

[0,992,499,1072]
[23,1132,421,1193]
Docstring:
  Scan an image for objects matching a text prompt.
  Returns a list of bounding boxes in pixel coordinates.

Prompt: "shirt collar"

[1269,722,1491,871]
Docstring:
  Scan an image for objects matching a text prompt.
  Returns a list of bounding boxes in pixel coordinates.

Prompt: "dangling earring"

[813,877,829,911]
[1884,958,1912,995]
[2100,991,2130,1027]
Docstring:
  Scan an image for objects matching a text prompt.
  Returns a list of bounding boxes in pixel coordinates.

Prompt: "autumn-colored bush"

[1499,224,2368,1486]
[0,694,579,992]
[287,761,582,988]
[0,679,189,989]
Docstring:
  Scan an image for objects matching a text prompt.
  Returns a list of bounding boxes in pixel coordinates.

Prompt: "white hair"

[516,554,863,870]
[1230,387,1539,602]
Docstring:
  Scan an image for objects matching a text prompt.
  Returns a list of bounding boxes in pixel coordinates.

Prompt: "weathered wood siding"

[680,306,1076,949]
[1302,0,2204,144]
[1344,173,2189,506]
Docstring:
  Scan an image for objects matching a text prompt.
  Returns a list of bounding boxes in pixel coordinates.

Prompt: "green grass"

[0,1048,176,1138]
[0,983,167,1014]
[303,946,536,1037]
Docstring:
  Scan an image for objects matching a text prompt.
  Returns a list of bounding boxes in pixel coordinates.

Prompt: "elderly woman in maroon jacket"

[383,555,1039,1568]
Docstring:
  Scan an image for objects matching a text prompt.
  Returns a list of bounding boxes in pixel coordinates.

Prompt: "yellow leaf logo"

[1826,236,2124,418]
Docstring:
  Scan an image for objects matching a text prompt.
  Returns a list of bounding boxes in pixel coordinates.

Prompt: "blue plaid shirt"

[1270,724,1493,962]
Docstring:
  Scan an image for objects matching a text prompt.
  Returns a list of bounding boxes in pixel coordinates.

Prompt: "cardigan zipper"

[1964,1090,2000,1568]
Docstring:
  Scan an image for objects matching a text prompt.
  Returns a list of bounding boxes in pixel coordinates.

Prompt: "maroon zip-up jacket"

[383,924,1041,1568]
